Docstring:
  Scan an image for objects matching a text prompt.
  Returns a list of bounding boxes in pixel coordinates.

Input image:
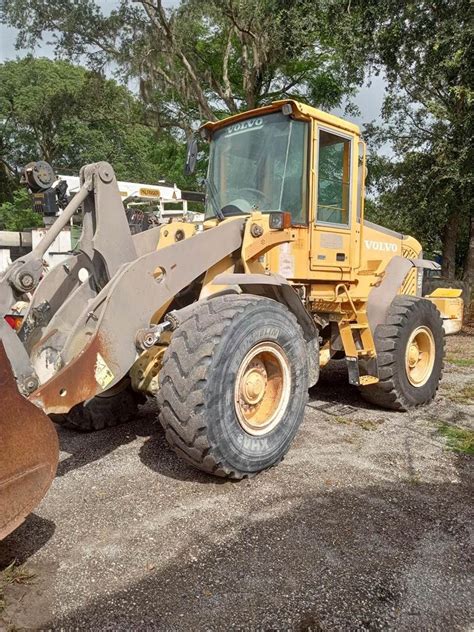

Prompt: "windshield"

[206,111,308,223]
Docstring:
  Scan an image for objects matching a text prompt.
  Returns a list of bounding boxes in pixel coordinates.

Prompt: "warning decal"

[95,353,114,389]
[279,242,295,278]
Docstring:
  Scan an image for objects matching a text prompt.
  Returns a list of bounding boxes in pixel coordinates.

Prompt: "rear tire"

[157,295,309,479]
[52,381,145,431]
[360,296,445,410]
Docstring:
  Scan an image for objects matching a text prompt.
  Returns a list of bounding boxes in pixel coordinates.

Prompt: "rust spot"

[30,333,110,414]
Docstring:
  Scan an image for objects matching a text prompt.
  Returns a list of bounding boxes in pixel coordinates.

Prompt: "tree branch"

[221,27,237,111]
[138,0,216,120]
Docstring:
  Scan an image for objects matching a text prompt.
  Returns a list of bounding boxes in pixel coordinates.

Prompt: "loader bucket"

[0,343,59,540]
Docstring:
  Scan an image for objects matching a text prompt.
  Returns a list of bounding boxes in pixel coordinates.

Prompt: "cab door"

[310,124,356,274]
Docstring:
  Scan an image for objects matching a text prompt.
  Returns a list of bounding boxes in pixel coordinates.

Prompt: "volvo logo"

[225,117,264,137]
[364,240,398,252]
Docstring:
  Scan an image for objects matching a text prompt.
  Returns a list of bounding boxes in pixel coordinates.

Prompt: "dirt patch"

[0,334,472,631]
[0,562,36,631]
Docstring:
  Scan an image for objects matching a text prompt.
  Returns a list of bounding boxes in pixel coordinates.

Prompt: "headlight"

[269,212,292,230]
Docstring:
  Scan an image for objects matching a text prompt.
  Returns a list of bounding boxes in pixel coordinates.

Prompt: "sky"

[0,1,387,132]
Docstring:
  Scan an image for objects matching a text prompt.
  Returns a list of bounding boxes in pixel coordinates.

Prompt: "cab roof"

[200,99,360,137]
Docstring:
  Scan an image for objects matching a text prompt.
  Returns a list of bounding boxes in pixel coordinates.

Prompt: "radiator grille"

[401,243,420,296]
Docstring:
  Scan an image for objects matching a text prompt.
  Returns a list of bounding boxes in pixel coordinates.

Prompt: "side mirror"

[184,137,198,176]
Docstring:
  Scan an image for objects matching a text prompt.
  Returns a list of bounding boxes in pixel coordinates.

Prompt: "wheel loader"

[0,99,463,540]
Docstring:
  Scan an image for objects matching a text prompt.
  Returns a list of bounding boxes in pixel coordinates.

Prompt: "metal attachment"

[21,376,39,394]
[0,342,59,541]
[99,164,113,183]
[135,321,172,351]
[346,356,360,385]
[250,223,264,238]
[19,272,34,290]
[130,345,167,394]
[22,161,56,191]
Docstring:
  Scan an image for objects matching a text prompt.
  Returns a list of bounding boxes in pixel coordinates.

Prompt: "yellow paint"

[426,288,463,298]
[427,296,463,320]
[130,346,167,394]
[200,255,235,299]
[319,345,332,368]
[156,221,197,250]
[200,98,360,136]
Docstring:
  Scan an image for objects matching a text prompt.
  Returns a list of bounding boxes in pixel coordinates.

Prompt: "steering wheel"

[233,187,270,207]
[220,187,272,216]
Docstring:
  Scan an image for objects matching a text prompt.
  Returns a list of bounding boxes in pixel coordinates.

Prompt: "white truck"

[0,162,204,273]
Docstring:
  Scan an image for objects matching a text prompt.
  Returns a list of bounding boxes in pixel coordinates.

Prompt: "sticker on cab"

[279,242,295,278]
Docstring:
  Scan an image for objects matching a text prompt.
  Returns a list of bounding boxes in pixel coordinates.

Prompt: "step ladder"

[335,284,379,386]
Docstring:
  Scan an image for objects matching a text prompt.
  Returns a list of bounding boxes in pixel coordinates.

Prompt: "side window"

[317,129,352,225]
[279,120,309,224]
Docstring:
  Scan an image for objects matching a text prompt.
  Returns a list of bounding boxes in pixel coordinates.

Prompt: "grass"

[407,473,422,485]
[437,423,474,455]
[446,357,474,368]
[357,419,381,431]
[446,381,474,404]
[334,416,351,425]
[333,416,383,431]
[0,561,36,617]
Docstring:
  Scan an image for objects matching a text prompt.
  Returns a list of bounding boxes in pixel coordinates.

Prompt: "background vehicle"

[0,162,204,273]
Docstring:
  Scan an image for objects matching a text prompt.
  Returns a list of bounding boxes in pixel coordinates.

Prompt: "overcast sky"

[0,1,386,131]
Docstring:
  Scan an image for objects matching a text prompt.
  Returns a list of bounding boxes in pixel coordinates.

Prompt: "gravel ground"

[0,333,473,631]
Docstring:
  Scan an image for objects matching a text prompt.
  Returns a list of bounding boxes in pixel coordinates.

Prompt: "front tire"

[157,295,309,479]
[361,296,445,410]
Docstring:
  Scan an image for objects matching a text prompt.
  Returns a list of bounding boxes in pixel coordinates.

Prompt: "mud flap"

[0,342,59,540]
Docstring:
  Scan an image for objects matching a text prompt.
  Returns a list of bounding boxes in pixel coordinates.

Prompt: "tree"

[1,0,365,132]
[350,0,473,287]
[0,188,43,231]
[0,57,176,182]
[0,57,200,227]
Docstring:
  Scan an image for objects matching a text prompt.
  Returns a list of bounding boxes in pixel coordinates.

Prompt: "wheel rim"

[405,326,435,387]
[234,342,291,436]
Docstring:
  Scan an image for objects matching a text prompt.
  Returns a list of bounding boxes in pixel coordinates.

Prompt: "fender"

[367,256,441,331]
[212,272,318,340]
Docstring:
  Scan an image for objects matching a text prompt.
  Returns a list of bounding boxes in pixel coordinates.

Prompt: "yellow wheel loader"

[0,100,463,539]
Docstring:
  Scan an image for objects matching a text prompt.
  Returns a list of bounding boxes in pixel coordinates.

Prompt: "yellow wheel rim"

[234,342,291,436]
[405,326,435,387]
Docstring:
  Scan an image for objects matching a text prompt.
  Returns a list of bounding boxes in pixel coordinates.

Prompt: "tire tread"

[157,295,305,479]
[361,296,445,411]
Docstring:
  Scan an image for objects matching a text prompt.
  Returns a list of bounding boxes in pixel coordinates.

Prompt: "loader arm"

[0,161,245,414]
[0,162,137,391]
[30,217,245,414]
[0,162,135,539]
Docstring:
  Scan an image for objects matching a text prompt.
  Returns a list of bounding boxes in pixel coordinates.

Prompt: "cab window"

[206,112,309,224]
[316,129,352,225]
